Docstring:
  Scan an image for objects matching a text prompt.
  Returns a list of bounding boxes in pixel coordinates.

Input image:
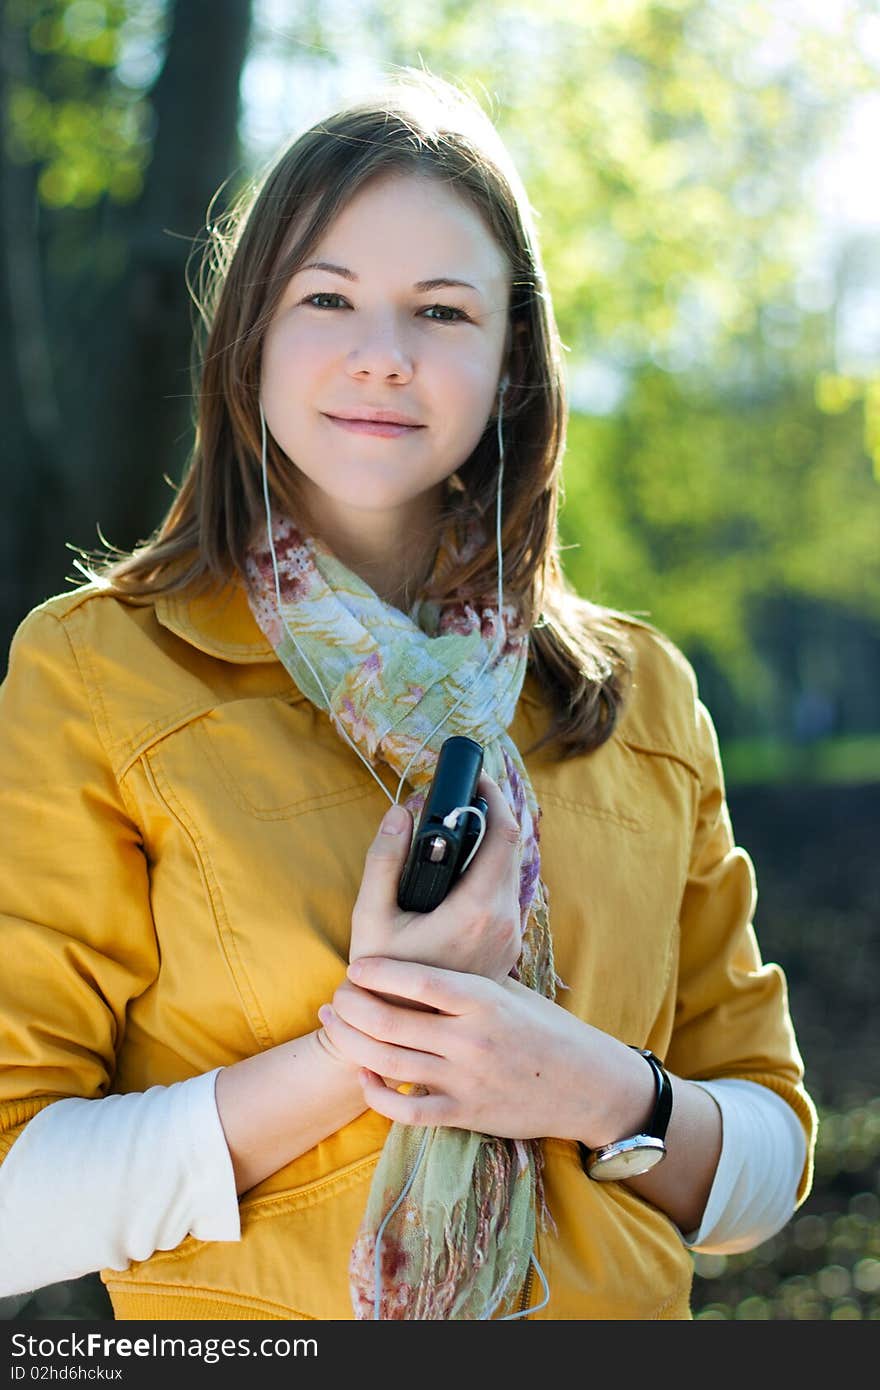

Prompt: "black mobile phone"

[396,735,487,913]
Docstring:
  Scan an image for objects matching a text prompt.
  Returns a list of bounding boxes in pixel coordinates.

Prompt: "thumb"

[378,801,411,839]
[354,801,412,917]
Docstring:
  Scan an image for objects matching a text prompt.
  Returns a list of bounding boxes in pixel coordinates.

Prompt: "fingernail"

[381,803,407,835]
[317,1004,332,1023]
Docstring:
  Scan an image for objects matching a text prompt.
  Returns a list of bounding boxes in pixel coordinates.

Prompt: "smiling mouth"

[323,415,423,436]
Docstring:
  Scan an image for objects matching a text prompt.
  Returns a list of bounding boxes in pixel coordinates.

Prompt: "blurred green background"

[0,0,878,1321]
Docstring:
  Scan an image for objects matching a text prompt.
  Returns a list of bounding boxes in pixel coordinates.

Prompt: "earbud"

[499,375,510,394]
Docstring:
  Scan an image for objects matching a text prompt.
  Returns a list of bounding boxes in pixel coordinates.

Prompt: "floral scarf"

[243,509,557,1320]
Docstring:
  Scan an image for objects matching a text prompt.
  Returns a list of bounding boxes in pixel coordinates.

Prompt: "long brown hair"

[73,68,634,758]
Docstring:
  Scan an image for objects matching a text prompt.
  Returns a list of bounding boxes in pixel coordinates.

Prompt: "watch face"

[588,1137,667,1182]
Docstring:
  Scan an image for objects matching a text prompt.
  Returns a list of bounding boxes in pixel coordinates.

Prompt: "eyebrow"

[297,260,483,296]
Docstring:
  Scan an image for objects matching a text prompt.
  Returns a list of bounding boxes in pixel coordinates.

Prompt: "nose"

[345,311,414,382]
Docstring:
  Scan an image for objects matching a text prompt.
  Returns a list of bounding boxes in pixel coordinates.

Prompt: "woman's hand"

[317,956,647,1145]
[348,773,524,985]
[317,956,725,1238]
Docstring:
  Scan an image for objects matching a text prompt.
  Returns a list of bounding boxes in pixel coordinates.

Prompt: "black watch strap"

[578,1046,673,1176]
[630,1047,673,1142]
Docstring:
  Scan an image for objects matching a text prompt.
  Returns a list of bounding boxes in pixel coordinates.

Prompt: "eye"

[300,292,470,323]
[302,292,348,310]
[422,304,471,323]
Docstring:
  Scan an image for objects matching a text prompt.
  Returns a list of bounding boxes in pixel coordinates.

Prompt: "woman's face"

[259,172,512,524]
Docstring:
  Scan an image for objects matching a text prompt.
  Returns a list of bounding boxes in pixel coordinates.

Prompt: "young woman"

[0,70,816,1321]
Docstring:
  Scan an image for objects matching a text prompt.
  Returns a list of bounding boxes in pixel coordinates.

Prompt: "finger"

[464,772,522,876]
[352,800,413,923]
[317,1005,440,1086]
[358,1069,456,1128]
[346,956,488,1014]
[331,979,448,1052]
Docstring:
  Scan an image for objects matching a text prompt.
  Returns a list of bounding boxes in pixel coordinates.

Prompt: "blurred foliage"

[235,0,880,733]
[3,0,878,737]
[692,1110,880,1319]
[722,728,880,783]
[9,0,879,392]
[718,733,880,784]
[4,0,166,208]
[560,373,878,725]
[1,1,877,1324]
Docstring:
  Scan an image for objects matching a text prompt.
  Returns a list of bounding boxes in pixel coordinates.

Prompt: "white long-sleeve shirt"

[0,1072,805,1299]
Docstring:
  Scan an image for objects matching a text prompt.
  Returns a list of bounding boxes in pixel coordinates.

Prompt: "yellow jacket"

[0,577,816,1320]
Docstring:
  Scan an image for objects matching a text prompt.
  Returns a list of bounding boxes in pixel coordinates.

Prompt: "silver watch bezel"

[584,1135,667,1182]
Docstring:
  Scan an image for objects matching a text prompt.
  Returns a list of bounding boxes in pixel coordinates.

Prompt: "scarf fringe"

[349,1132,544,1321]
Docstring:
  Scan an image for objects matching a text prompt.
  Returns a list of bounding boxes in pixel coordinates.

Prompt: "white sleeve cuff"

[0,1069,241,1297]
[178,1067,242,1242]
[680,1077,807,1255]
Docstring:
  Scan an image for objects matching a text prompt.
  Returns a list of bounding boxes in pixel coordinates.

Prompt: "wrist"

[311,1023,362,1083]
[575,1037,658,1150]
[580,1047,674,1183]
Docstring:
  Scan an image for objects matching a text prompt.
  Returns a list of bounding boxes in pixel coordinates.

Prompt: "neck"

[294,484,445,611]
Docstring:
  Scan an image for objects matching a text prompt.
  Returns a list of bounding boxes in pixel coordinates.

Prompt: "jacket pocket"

[103,1148,384,1320]
[136,702,388,1052]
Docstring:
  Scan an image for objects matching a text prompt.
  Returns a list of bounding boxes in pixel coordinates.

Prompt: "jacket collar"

[154,575,277,665]
[153,571,543,708]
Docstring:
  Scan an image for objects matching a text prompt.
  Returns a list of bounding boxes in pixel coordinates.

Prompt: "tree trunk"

[3,0,254,659]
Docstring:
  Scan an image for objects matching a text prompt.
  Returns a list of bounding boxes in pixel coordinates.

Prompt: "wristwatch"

[579,1047,673,1181]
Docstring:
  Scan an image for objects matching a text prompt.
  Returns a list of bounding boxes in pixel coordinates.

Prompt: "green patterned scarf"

[243,510,556,1320]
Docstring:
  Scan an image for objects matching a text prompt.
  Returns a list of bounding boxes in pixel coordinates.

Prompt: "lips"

[325,415,421,438]
[327,410,423,427]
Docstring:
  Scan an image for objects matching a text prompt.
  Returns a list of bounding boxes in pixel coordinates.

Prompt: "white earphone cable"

[258,382,507,817]
[257,378,548,1319]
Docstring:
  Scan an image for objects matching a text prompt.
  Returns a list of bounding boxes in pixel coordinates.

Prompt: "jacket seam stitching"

[651,1283,692,1319]
[196,722,381,818]
[45,611,144,828]
[35,587,106,620]
[142,749,273,1050]
[533,786,647,832]
[117,700,232,780]
[618,735,701,780]
[109,1152,384,1274]
[101,1279,314,1319]
[116,690,308,781]
[240,1150,384,1220]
